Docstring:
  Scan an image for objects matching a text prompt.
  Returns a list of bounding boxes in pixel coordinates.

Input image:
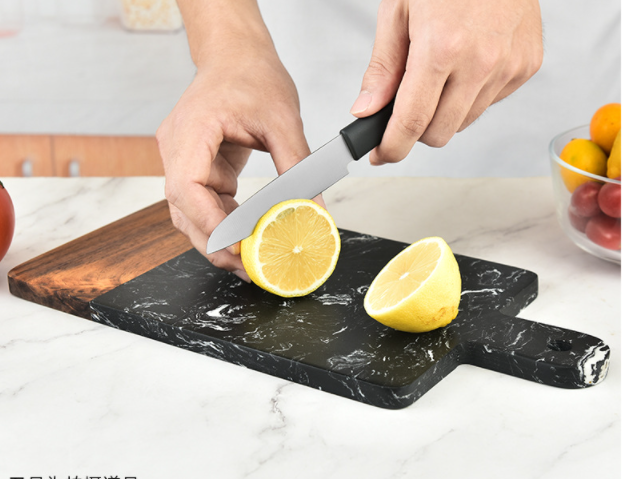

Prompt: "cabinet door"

[53,135,164,176]
[0,135,54,176]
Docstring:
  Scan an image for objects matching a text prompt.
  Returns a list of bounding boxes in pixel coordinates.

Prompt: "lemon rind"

[363,237,447,315]
[242,199,341,297]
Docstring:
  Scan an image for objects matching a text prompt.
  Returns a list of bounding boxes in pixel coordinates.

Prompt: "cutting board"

[9,201,610,409]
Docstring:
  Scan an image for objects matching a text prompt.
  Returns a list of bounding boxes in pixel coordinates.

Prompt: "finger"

[312,193,327,210]
[218,142,252,175]
[207,151,243,198]
[264,112,312,175]
[418,72,485,147]
[457,61,526,132]
[370,45,449,165]
[457,80,504,132]
[459,42,542,132]
[351,1,409,117]
[168,202,248,281]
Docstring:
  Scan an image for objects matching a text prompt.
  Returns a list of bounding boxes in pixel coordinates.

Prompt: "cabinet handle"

[69,159,81,177]
[22,158,33,177]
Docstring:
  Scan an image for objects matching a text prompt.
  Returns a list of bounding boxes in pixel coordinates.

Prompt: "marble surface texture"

[0,177,620,478]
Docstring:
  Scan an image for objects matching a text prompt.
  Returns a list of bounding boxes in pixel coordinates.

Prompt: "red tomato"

[597,182,621,218]
[570,181,601,217]
[568,207,590,232]
[586,214,621,250]
[0,180,15,261]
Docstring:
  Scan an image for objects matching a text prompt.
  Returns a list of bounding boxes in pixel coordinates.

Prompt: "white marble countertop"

[0,176,619,478]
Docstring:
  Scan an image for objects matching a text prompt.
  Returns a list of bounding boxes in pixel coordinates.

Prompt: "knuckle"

[164,181,180,205]
[396,112,431,139]
[430,34,463,72]
[526,47,544,78]
[477,46,507,77]
[366,57,395,81]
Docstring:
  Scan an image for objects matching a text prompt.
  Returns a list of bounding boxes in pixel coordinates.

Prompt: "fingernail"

[350,91,372,114]
[233,269,251,283]
[227,243,241,256]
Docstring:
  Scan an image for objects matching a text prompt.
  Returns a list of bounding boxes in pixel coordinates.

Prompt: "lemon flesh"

[241,199,341,297]
[364,237,461,333]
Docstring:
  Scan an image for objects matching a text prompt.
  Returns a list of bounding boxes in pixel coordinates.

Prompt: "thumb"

[266,113,312,176]
[351,3,410,118]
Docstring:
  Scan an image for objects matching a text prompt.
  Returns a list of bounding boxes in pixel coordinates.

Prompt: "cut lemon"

[364,237,461,333]
[240,199,341,297]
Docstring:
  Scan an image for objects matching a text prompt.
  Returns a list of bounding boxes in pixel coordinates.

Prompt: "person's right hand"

[157,3,311,282]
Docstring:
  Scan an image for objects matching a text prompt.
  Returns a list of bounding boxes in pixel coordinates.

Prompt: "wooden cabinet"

[0,135,54,176]
[0,134,163,177]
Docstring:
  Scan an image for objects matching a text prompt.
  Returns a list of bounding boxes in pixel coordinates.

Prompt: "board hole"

[548,339,572,352]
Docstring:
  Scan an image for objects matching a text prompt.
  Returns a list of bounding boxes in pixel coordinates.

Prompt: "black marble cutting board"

[90,230,610,409]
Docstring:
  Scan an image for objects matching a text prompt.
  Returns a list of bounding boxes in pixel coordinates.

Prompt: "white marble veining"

[0,177,619,478]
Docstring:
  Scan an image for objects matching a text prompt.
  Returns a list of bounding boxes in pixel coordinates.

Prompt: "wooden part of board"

[8,200,191,318]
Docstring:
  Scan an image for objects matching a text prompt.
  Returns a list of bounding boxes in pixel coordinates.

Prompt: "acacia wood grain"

[8,200,191,318]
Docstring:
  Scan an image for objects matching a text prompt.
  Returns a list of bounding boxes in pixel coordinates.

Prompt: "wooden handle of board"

[8,200,192,318]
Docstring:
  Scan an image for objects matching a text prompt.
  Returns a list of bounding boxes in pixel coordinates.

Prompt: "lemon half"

[364,237,461,333]
[241,199,341,297]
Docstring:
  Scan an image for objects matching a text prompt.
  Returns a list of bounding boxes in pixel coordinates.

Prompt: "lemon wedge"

[364,236,461,333]
[241,199,341,297]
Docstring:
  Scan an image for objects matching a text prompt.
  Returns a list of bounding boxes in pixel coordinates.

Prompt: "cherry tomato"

[570,181,601,217]
[0,180,15,262]
[597,182,621,218]
[568,207,590,233]
[586,214,621,250]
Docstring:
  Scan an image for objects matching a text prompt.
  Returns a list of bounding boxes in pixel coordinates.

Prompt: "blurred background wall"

[1,0,620,178]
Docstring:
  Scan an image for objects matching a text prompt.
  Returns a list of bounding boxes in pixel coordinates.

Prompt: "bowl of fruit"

[549,103,621,264]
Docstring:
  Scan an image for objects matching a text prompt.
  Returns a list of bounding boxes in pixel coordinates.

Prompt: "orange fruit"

[590,103,621,154]
[559,139,607,193]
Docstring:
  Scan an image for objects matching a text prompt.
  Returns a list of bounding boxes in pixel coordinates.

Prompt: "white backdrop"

[240,0,621,178]
[6,0,621,178]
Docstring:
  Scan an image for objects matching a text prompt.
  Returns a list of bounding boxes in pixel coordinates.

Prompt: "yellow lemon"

[364,237,461,333]
[241,199,340,297]
[559,138,607,192]
[607,130,621,179]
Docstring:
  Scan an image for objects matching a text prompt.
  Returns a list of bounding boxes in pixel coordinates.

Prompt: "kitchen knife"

[206,100,394,255]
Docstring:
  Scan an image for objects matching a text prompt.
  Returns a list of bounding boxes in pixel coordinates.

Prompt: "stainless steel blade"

[206,135,353,254]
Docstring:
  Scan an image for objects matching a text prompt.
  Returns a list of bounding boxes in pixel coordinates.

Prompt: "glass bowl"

[549,125,621,264]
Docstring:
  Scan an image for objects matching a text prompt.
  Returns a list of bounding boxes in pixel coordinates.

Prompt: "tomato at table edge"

[0,180,16,262]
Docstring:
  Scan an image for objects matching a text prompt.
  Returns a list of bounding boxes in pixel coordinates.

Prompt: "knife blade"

[206,100,394,255]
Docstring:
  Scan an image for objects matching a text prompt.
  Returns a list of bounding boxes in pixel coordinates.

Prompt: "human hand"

[351,0,543,164]
[157,3,312,281]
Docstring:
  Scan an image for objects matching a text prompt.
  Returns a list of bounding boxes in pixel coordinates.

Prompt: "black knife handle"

[340,99,394,160]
